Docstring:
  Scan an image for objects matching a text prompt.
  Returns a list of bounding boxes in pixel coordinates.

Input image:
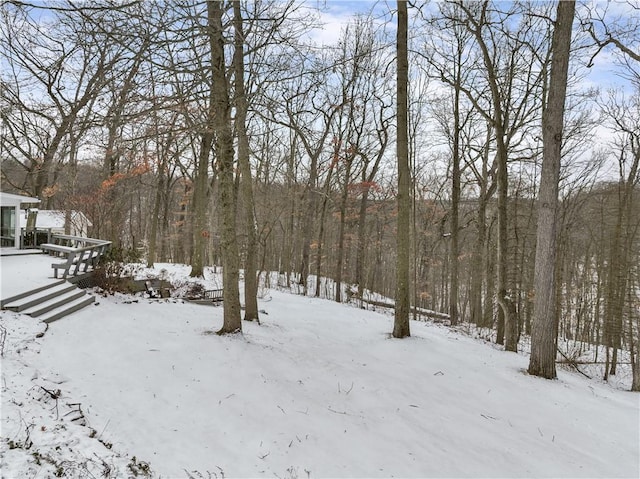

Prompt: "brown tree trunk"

[298,157,319,295]
[394,0,411,338]
[528,0,575,379]
[233,0,259,322]
[208,0,241,334]
[449,61,462,326]
[314,164,334,298]
[190,133,213,277]
[335,156,354,303]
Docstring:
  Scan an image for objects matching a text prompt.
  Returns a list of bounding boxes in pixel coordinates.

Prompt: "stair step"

[22,289,87,317]
[3,283,77,312]
[40,295,96,324]
[0,280,66,308]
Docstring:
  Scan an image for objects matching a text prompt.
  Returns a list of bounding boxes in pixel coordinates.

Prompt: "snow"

[1,259,639,478]
[0,253,59,300]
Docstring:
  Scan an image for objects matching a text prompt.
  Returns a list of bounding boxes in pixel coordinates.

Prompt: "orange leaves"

[42,184,60,198]
[100,172,127,192]
[99,160,151,194]
[348,181,382,195]
[130,161,151,176]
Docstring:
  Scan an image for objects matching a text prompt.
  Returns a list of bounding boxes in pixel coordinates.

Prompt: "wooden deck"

[0,253,59,301]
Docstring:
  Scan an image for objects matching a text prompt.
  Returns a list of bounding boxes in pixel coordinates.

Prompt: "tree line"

[1,0,638,389]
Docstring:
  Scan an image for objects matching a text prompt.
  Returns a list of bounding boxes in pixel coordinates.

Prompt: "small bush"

[92,262,131,295]
[93,261,145,296]
[184,282,206,299]
[102,246,142,264]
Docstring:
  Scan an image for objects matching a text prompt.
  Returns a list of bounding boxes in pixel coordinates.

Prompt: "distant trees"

[0,2,142,204]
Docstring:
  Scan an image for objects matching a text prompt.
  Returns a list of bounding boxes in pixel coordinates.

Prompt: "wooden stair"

[1,280,95,323]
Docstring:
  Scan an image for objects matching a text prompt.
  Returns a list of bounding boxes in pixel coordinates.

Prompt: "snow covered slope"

[2,282,633,478]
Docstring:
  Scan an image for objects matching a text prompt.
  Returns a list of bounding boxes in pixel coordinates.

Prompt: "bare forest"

[1,1,639,389]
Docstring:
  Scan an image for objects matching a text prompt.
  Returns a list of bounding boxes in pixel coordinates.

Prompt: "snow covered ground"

[1,261,639,478]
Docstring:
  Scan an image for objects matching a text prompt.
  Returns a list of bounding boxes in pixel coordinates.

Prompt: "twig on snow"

[327,406,347,415]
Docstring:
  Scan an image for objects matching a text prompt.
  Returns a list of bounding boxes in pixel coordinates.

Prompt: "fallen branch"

[556,349,591,379]
[338,382,354,394]
[327,406,347,415]
[359,297,450,322]
[0,324,7,357]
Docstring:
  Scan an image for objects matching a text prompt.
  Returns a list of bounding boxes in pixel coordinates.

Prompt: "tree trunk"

[147,163,165,268]
[394,0,411,338]
[528,0,575,379]
[335,157,354,303]
[298,156,319,295]
[355,176,370,300]
[233,0,259,322]
[208,0,241,334]
[314,165,334,298]
[190,133,213,277]
[449,63,462,326]
[282,133,297,287]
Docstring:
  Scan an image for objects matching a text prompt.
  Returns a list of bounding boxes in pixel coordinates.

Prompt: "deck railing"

[40,234,112,279]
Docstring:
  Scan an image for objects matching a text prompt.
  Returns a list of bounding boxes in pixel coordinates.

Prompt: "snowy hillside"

[1,264,638,478]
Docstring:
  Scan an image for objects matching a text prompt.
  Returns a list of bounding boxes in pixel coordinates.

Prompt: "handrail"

[50,234,111,248]
[40,235,112,279]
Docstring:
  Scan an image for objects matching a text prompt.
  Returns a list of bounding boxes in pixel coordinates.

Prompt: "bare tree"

[207,0,241,334]
[580,0,640,386]
[529,0,576,380]
[233,0,259,322]
[394,0,411,338]
[0,2,133,202]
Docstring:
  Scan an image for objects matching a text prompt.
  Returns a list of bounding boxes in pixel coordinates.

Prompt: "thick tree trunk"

[528,0,575,379]
[208,0,241,334]
[394,0,411,338]
[496,145,515,350]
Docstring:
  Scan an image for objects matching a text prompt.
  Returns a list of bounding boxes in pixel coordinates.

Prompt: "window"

[1,206,16,247]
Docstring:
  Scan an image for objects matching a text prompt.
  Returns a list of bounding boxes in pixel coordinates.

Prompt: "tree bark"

[394,0,411,338]
[335,155,354,303]
[449,52,462,326]
[190,133,213,277]
[233,0,259,322]
[208,0,242,334]
[528,0,575,379]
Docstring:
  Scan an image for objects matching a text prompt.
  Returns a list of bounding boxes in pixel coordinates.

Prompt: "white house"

[0,192,40,248]
[1,192,93,249]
